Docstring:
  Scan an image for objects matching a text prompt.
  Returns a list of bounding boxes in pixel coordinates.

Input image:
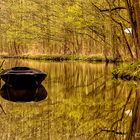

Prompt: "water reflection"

[0,84,47,102]
[0,59,139,140]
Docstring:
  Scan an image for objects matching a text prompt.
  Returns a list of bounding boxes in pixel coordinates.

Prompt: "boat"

[0,67,47,87]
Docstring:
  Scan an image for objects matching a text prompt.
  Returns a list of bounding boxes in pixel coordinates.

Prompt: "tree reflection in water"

[0,60,140,140]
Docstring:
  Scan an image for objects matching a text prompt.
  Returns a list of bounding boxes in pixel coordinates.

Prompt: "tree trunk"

[133,0,140,59]
[125,0,140,60]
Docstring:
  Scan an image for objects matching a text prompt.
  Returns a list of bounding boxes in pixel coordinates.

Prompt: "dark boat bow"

[0,67,47,87]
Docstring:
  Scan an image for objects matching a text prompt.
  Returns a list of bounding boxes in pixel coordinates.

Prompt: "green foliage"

[0,0,136,60]
[65,4,84,28]
[112,61,140,80]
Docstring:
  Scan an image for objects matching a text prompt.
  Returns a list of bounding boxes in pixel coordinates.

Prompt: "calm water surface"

[0,59,138,140]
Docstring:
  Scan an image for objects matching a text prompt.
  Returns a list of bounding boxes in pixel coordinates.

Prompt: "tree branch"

[91,2,126,12]
[101,7,126,12]
[0,104,6,114]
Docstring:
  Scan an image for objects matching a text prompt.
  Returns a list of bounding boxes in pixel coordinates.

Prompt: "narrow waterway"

[0,59,138,140]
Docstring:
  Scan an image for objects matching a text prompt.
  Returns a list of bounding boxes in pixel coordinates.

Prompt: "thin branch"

[108,14,134,59]
[88,128,126,140]
[0,104,6,114]
[0,60,5,68]
[91,2,126,12]
[101,7,126,12]
[110,88,133,129]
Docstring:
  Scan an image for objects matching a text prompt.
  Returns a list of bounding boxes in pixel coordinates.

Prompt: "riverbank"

[112,62,140,80]
[1,54,139,81]
[0,54,123,63]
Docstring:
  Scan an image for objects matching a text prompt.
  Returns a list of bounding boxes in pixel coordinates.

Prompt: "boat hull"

[0,67,47,87]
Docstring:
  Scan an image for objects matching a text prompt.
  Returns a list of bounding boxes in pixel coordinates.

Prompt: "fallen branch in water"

[112,62,140,81]
[0,104,6,114]
[0,60,5,69]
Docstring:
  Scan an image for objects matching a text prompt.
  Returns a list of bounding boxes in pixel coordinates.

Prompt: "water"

[0,59,138,140]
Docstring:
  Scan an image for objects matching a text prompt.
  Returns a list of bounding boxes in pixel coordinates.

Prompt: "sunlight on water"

[0,59,138,140]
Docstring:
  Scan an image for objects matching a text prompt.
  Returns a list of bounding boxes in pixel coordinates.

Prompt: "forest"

[1,1,140,140]
[0,0,140,61]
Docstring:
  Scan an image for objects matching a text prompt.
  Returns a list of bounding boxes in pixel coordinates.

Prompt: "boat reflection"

[0,84,47,102]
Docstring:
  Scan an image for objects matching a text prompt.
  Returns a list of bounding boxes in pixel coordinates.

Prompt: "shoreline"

[112,62,140,81]
[0,54,123,63]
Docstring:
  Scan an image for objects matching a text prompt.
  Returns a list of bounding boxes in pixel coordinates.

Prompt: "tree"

[124,0,140,60]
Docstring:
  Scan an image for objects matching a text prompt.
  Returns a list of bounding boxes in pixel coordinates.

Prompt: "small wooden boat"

[0,67,47,87]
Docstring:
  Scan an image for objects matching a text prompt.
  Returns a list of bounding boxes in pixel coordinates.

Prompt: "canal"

[0,59,138,140]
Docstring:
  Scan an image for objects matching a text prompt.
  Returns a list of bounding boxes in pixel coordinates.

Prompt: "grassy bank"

[112,62,140,80]
[0,54,123,63]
